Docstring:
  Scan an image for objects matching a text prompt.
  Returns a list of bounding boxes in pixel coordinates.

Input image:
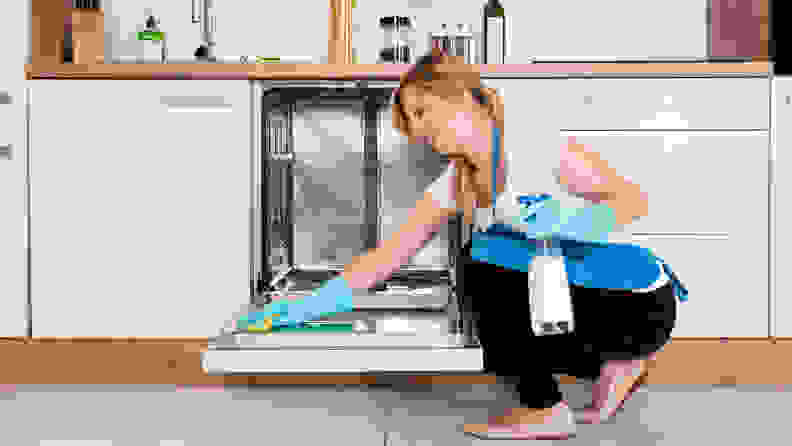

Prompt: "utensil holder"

[70,8,105,64]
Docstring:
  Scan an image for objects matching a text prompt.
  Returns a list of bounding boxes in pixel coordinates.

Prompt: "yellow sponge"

[243,318,273,333]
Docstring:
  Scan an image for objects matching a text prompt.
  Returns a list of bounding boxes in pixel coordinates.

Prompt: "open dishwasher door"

[203,295,483,374]
[202,80,482,374]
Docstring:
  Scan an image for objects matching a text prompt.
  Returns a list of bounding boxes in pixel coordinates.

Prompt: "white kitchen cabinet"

[774,77,792,338]
[488,78,770,337]
[0,89,27,338]
[0,0,30,337]
[29,80,251,338]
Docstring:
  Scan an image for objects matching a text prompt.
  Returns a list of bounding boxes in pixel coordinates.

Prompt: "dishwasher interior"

[205,81,483,373]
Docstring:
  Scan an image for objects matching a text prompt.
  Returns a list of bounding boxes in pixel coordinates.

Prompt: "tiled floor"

[1,380,790,445]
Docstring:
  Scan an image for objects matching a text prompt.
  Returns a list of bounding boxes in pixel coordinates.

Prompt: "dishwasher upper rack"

[249,81,475,332]
[254,81,397,300]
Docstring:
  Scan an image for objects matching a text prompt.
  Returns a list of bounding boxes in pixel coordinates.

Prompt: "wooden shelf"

[2,338,791,386]
[25,62,772,80]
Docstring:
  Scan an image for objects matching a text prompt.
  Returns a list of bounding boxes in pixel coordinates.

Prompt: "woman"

[242,49,677,440]
[389,50,676,439]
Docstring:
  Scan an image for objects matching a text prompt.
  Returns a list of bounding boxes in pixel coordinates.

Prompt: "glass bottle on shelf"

[483,0,506,64]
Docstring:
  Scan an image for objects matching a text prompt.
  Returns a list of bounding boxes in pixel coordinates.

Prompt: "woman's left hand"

[557,136,612,202]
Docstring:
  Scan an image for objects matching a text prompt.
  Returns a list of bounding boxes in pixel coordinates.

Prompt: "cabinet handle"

[160,96,231,111]
[786,96,791,105]
[0,91,10,105]
[0,145,11,160]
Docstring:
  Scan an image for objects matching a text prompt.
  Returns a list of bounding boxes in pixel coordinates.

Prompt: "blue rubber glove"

[511,198,617,243]
[237,276,355,330]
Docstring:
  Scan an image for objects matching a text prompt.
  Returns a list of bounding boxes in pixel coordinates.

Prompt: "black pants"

[459,241,677,408]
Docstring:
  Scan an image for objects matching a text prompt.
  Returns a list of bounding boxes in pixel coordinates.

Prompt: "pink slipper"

[575,353,657,424]
[463,401,577,440]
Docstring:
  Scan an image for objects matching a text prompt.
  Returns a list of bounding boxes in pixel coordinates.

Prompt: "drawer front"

[562,132,769,238]
[555,78,769,130]
[633,237,768,338]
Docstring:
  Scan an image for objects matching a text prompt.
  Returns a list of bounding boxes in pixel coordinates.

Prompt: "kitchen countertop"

[25,62,772,80]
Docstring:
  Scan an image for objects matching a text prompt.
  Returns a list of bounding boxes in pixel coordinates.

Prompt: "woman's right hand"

[235,293,310,332]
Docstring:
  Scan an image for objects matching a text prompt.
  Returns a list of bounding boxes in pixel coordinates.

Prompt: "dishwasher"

[202,80,483,374]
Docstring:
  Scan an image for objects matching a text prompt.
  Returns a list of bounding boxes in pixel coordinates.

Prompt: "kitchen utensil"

[379,16,414,64]
[430,24,475,63]
[138,14,166,63]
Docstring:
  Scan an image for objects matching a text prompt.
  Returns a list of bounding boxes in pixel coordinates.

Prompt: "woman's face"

[400,85,490,168]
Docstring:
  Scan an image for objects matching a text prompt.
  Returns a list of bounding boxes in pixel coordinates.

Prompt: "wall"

[352,0,708,64]
[97,0,330,63]
[38,0,712,64]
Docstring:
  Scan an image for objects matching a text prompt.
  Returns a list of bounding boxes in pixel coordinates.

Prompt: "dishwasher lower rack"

[202,314,484,374]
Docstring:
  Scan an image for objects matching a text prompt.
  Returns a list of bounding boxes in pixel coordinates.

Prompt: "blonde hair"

[393,48,505,226]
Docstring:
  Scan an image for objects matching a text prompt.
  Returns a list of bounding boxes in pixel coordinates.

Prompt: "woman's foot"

[575,353,656,424]
[463,401,576,440]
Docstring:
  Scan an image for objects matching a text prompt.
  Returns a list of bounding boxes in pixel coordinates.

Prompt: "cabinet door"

[30,81,250,338]
[561,131,769,338]
[0,0,30,337]
[0,87,27,338]
[775,77,792,337]
[556,78,769,131]
[562,132,769,238]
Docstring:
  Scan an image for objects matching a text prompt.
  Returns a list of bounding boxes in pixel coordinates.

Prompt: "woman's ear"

[403,102,430,137]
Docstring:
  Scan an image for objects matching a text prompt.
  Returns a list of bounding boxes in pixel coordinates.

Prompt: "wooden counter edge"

[2,338,791,387]
[24,62,772,80]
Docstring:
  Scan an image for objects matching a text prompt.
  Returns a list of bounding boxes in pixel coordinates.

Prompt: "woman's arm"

[558,136,648,226]
[340,190,457,290]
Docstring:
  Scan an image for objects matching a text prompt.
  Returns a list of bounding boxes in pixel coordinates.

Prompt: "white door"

[775,77,792,337]
[29,80,251,338]
[0,0,30,337]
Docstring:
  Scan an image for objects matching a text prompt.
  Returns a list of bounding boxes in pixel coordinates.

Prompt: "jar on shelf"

[379,16,414,64]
